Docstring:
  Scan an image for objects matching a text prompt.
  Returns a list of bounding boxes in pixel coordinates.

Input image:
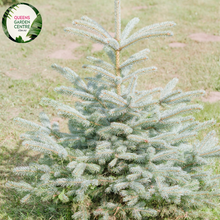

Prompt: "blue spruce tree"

[7,0,220,219]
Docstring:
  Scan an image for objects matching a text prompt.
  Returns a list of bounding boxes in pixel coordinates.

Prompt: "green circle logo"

[2,3,42,43]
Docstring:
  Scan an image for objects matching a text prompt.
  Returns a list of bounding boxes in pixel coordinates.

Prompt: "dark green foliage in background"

[15,35,25,43]
[26,13,42,40]
[1,4,18,38]
[0,0,18,5]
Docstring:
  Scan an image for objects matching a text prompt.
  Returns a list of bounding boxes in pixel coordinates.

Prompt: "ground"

[0,0,220,219]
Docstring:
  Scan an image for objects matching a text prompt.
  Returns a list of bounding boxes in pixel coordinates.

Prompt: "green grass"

[0,0,220,219]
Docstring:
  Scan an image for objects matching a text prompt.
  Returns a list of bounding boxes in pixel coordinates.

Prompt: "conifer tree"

[6,0,220,219]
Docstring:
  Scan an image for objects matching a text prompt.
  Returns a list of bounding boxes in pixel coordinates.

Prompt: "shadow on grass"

[0,143,72,220]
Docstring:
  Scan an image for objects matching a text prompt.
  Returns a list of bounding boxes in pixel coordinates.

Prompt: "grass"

[0,0,220,219]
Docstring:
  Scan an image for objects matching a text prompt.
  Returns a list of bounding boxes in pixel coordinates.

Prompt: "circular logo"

[2,3,42,43]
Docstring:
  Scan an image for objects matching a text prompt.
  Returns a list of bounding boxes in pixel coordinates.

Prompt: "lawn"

[0,0,220,219]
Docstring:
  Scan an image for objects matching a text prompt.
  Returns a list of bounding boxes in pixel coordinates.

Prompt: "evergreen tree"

[6,0,220,219]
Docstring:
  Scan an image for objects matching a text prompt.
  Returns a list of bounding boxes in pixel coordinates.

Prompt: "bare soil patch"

[109,32,115,38]
[51,117,64,124]
[92,43,104,53]
[132,6,148,10]
[202,91,220,103]
[8,108,21,119]
[48,42,82,60]
[169,42,186,48]
[51,117,70,133]
[189,33,220,42]
[4,68,31,80]
[48,49,79,60]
